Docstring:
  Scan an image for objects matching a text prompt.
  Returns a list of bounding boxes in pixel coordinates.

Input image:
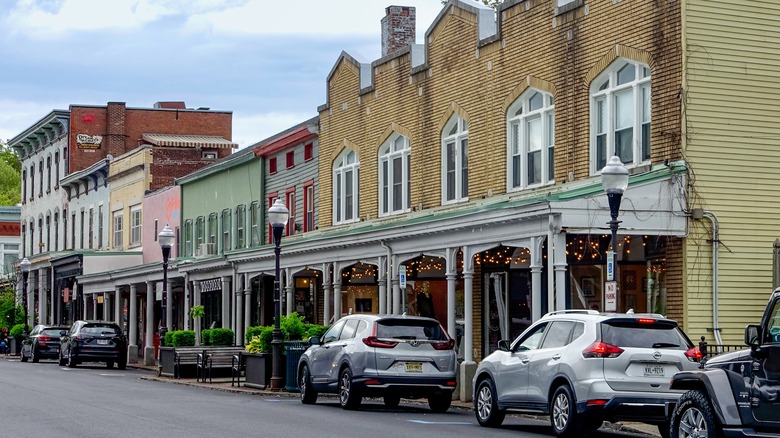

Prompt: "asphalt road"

[0,356,653,438]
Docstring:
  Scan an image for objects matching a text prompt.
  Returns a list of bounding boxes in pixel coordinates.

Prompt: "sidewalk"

[127,362,660,437]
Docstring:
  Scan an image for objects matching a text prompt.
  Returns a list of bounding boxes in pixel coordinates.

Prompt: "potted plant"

[242,326,274,389]
[9,323,25,356]
[189,305,205,345]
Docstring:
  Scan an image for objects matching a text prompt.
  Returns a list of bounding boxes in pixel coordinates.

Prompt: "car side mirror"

[744,324,761,348]
[497,339,510,352]
[308,336,321,346]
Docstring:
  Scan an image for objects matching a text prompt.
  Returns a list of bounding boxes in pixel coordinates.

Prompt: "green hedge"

[245,326,274,353]
[201,329,212,346]
[165,330,195,347]
[9,323,25,338]
[244,313,329,353]
[210,328,234,346]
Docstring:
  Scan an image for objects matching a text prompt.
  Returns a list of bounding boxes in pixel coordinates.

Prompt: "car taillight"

[362,336,398,348]
[637,318,656,324]
[432,339,455,350]
[582,341,624,358]
[39,335,52,341]
[684,346,703,362]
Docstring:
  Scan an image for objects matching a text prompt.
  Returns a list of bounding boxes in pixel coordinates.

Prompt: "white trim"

[507,89,556,192]
[441,116,469,204]
[333,149,360,225]
[378,133,411,217]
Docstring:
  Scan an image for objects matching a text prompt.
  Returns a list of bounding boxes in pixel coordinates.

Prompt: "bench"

[198,347,245,383]
[231,352,245,387]
[158,347,204,379]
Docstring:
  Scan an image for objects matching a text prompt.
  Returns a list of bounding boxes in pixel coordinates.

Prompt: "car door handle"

[552,354,561,360]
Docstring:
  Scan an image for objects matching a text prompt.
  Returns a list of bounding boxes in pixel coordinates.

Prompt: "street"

[0,357,655,438]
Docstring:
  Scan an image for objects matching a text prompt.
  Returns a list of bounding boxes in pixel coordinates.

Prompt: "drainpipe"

[380,240,393,314]
[695,209,722,345]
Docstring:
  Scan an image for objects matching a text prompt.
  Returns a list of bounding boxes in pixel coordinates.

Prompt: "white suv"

[473,309,701,438]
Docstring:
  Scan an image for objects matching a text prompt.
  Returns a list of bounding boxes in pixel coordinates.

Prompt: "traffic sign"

[606,251,614,281]
[399,265,407,289]
[604,281,617,312]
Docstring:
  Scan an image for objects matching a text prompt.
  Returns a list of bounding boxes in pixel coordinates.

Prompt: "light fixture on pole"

[158,225,176,347]
[267,199,289,390]
[20,258,31,338]
[601,156,629,310]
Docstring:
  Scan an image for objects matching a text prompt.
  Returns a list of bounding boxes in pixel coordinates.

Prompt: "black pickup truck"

[666,289,780,438]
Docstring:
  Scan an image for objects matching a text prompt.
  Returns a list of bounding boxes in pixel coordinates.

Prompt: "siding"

[682,0,780,343]
[265,140,319,242]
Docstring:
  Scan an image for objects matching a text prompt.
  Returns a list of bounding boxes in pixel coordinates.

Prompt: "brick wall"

[381,6,416,57]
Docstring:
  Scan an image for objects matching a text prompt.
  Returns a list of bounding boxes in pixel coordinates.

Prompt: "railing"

[698,336,745,360]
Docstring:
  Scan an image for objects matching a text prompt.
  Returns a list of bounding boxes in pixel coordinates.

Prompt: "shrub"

[164,330,174,347]
[245,326,274,353]
[304,323,329,340]
[210,328,234,346]
[281,312,306,340]
[245,325,264,344]
[201,329,212,346]
[171,330,196,347]
[9,323,25,339]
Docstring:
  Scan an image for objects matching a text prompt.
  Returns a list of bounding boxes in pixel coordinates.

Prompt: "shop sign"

[77,133,102,149]
[604,281,617,312]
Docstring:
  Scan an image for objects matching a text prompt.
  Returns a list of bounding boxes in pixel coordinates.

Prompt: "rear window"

[601,320,691,350]
[42,328,65,336]
[376,319,447,341]
[83,324,120,335]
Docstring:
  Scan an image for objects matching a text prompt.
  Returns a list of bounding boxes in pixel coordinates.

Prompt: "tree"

[0,141,21,206]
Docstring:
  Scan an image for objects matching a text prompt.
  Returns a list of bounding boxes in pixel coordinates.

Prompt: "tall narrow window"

[39,159,43,197]
[333,149,359,224]
[55,151,60,189]
[303,182,314,232]
[286,150,295,169]
[221,209,231,252]
[46,214,51,251]
[236,205,246,248]
[22,169,27,204]
[285,189,296,236]
[196,216,205,249]
[590,59,651,173]
[71,213,76,250]
[30,165,34,202]
[47,156,52,193]
[54,212,59,251]
[441,116,469,203]
[379,134,411,215]
[508,89,555,190]
[267,194,277,244]
[79,210,84,249]
[63,209,68,250]
[113,211,123,249]
[269,157,277,174]
[98,205,104,250]
[304,143,313,161]
[208,213,218,245]
[88,208,94,249]
[38,218,43,253]
[250,201,259,246]
[130,206,142,245]
[30,221,34,255]
[183,220,193,257]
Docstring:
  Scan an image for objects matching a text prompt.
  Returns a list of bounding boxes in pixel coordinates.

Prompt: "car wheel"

[118,359,127,370]
[299,365,318,405]
[670,390,719,438]
[475,378,505,427]
[20,347,28,362]
[428,392,452,413]
[58,350,67,366]
[106,361,114,369]
[31,346,40,363]
[383,394,400,409]
[550,385,581,438]
[338,368,361,410]
[67,349,77,368]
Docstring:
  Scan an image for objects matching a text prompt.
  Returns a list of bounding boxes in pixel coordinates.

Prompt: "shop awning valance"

[142,133,238,149]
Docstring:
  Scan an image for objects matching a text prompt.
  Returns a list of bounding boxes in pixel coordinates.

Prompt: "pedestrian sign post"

[604,281,617,312]
[399,265,406,289]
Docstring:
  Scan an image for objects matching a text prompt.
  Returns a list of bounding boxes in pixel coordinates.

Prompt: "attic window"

[202,150,218,160]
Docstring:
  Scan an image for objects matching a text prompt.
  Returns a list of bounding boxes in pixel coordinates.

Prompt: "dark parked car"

[667,288,780,438]
[297,314,457,411]
[20,324,69,363]
[58,320,127,369]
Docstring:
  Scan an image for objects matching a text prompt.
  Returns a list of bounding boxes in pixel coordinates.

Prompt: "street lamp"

[158,225,176,346]
[20,257,31,337]
[268,199,289,390]
[601,156,629,309]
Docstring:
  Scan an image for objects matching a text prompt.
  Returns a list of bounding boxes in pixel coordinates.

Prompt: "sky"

[0,0,447,149]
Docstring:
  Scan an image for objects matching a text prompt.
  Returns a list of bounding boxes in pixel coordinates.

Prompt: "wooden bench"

[198,347,245,383]
[231,352,245,387]
[158,347,204,379]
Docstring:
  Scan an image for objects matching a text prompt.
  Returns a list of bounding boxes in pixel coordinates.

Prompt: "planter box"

[243,353,273,389]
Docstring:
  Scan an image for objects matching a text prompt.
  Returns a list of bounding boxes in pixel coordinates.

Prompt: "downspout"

[698,210,723,345]
[380,240,393,314]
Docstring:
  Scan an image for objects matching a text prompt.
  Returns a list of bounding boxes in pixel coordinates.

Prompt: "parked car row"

[19,320,128,370]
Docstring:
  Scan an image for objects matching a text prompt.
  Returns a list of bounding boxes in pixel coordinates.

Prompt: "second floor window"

[236,205,246,249]
[250,201,260,246]
[54,213,59,251]
[286,190,296,236]
[47,156,51,193]
[442,116,469,203]
[130,206,142,245]
[208,213,218,245]
[196,216,205,249]
[22,169,27,203]
[304,183,314,232]
[508,89,555,190]
[88,208,94,249]
[379,134,411,216]
[221,209,231,252]
[333,149,359,224]
[113,212,123,249]
[30,165,34,201]
[183,220,193,257]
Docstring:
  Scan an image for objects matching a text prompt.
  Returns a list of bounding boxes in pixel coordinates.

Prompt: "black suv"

[667,289,780,438]
[59,320,127,369]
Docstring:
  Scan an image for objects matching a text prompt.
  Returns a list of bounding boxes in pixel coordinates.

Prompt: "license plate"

[405,362,423,373]
[643,364,665,377]
[97,339,108,345]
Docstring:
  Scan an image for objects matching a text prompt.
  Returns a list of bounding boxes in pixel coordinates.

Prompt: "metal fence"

[698,336,745,360]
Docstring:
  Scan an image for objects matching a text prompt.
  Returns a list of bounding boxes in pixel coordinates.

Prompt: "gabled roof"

[253,116,318,157]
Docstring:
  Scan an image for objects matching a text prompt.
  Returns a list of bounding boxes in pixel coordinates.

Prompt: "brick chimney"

[106,102,126,158]
[381,6,416,57]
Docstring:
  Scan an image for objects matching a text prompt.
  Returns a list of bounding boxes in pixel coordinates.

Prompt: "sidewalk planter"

[285,340,310,392]
[243,352,272,389]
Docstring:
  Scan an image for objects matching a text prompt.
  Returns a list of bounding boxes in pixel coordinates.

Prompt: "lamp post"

[158,225,176,346]
[601,156,629,310]
[268,199,289,390]
[20,258,31,337]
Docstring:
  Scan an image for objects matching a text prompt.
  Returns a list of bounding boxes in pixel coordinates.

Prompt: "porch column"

[378,256,387,315]
[460,248,475,403]
[183,275,191,331]
[554,231,568,310]
[391,256,401,315]
[129,284,138,363]
[144,281,155,366]
[243,273,251,339]
[322,263,332,325]
[530,236,544,321]
[115,286,123,330]
[221,276,231,329]
[333,279,342,320]
[285,267,294,316]
[194,281,202,345]
[92,294,98,320]
[235,274,244,345]
[445,247,458,339]
[105,292,112,322]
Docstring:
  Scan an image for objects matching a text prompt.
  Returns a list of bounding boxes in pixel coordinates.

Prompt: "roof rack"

[543,309,600,317]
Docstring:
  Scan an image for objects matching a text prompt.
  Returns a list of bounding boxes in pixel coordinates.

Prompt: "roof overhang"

[142,133,237,149]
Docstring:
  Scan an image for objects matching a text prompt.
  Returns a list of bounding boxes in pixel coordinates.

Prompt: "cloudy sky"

[0,0,447,148]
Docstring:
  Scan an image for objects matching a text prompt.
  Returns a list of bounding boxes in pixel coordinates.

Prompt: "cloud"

[232,110,317,150]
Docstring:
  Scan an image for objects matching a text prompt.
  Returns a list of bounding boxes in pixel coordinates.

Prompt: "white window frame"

[130,206,142,246]
[507,89,555,191]
[590,58,651,175]
[333,149,360,225]
[378,134,411,216]
[236,204,246,248]
[441,116,469,204]
[112,211,123,249]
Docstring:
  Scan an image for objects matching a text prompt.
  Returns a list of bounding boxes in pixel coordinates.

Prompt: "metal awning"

[141,133,238,149]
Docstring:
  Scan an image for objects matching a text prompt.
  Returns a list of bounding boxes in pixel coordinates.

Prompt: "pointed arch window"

[379,134,411,216]
[508,90,555,189]
[333,149,360,224]
[441,116,468,203]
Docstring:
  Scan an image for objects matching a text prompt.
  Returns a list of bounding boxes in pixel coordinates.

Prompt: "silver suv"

[297,314,457,411]
[473,310,701,437]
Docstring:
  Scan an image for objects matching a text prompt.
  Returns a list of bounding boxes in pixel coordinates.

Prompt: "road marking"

[407,420,471,425]
[264,399,298,402]
[98,374,125,377]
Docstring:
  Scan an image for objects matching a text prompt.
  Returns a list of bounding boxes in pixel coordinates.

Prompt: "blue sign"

[607,251,614,281]
[399,265,407,288]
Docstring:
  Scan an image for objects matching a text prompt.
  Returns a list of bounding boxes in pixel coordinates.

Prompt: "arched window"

[508,89,555,189]
[379,134,411,215]
[441,116,468,203]
[333,149,360,224]
[590,59,651,173]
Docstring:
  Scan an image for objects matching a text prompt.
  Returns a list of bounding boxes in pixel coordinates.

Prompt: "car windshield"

[601,320,690,350]
[376,319,447,341]
[82,325,120,335]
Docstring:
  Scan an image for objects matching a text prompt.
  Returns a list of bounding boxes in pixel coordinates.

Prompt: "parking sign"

[605,281,617,312]
[399,265,406,288]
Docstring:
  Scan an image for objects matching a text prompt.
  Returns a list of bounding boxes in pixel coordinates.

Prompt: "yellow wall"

[108,147,152,250]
